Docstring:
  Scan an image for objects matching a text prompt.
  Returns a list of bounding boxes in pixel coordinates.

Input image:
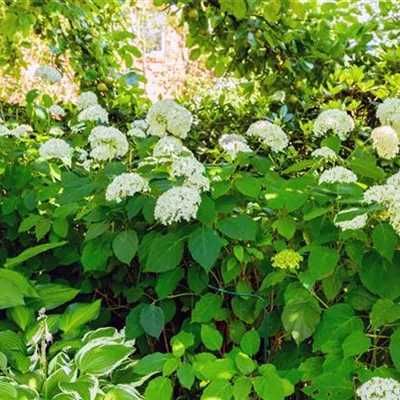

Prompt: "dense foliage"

[2,1,400,400]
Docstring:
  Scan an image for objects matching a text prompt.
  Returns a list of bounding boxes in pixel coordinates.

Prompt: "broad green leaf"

[308,246,339,280]
[145,377,173,400]
[235,175,261,198]
[360,252,400,300]
[371,299,400,329]
[27,284,80,310]
[7,305,34,331]
[188,227,221,271]
[0,352,7,370]
[276,215,296,240]
[177,364,195,389]
[0,382,17,399]
[217,215,257,241]
[240,329,260,356]
[53,218,69,238]
[253,370,285,400]
[81,238,111,272]
[202,379,233,400]
[134,353,170,375]
[155,268,184,299]
[5,241,67,268]
[201,324,223,351]
[112,230,138,264]
[260,271,286,291]
[171,331,195,357]
[0,269,37,298]
[163,357,180,376]
[85,221,110,241]
[146,233,184,272]
[235,352,255,375]
[390,328,400,371]
[233,376,252,400]
[125,304,146,340]
[342,331,370,358]
[59,300,101,335]
[192,294,223,323]
[35,218,52,240]
[140,305,165,339]
[373,223,398,261]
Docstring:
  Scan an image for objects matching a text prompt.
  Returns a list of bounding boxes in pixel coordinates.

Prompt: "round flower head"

[133,119,148,131]
[363,185,394,205]
[218,134,252,160]
[312,109,354,140]
[77,91,98,110]
[318,166,357,185]
[49,104,66,117]
[371,126,399,159]
[127,128,146,138]
[153,136,184,157]
[154,186,201,225]
[11,124,33,138]
[146,99,192,138]
[387,171,400,187]
[105,173,150,203]
[357,377,400,400]
[376,98,400,135]
[171,156,209,192]
[35,65,62,83]
[39,139,72,164]
[88,126,129,161]
[78,104,108,123]
[0,125,11,137]
[246,120,289,152]
[311,146,337,160]
[334,209,368,231]
[272,249,303,270]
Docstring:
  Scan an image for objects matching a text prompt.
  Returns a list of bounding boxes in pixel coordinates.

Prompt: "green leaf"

[0,382,17,399]
[145,377,173,400]
[308,246,339,280]
[235,352,255,375]
[0,352,7,370]
[177,364,195,389]
[0,269,38,298]
[253,370,285,400]
[35,218,52,240]
[146,233,184,272]
[7,305,34,331]
[201,324,223,351]
[155,267,184,299]
[276,216,296,240]
[27,284,80,310]
[112,230,138,264]
[391,328,400,371]
[235,175,261,198]
[342,331,370,358]
[202,379,233,400]
[360,252,400,300]
[240,329,260,356]
[217,215,257,241]
[85,221,110,241]
[18,214,41,232]
[140,304,165,339]
[4,241,67,268]
[59,300,101,335]
[373,223,398,261]
[188,227,221,271]
[134,353,170,375]
[192,294,223,323]
[303,207,329,221]
[197,195,217,225]
[171,331,194,357]
[125,303,146,340]
[260,271,286,291]
[233,376,252,400]
[52,218,69,238]
[81,238,111,272]
[371,299,400,329]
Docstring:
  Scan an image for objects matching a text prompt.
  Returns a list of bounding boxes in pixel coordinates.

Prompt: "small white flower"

[313,109,354,140]
[35,65,62,83]
[127,127,146,138]
[154,186,201,225]
[88,126,129,161]
[39,139,72,164]
[357,377,400,400]
[49,127,64,136]
[334,209,367,231]
[78,104,108,123]
[185,173,210,192]
[11,124,33,138]
[371,126,399,159]
[147,99,192,139]
[376,98,400,135]
[319,166,357,184]
[218,134,252,160]
[171,156,209,192]
[105,173,150,203]
[77,91,98,110]
[153,136,184,157]
[363,185,394,205]
[49,105,66,117]
[75,148,88,161]
[246,120,289,152]
[133,119,148,131]
[0,125,11,137]
[311,147,337,160]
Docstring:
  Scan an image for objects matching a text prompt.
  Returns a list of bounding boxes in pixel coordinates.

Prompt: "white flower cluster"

[357,377,400,400]
[311,146,337,160]
[376,98,400,134]
[319,166,357,185]
[78,104,108,123]
[0,126,10,137]
[106,173,150,203]
[146,99,192,139]
[371,126,399,159]
[364,171,400,235]
[49,127,64,136]
[35,65,62,83]
[246,120,289,152]
[49,104,66,117]
[0,124,33,138]
[219,134,252,160]
[77,92,98,110]
[127,119,148,138]
[153,136,184,157]
[88,127,128,161]
[171,156,210,192]
[39,139,72,164]
[313,109,355,140]
[334,209,368,231]
[154,186,201,225]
